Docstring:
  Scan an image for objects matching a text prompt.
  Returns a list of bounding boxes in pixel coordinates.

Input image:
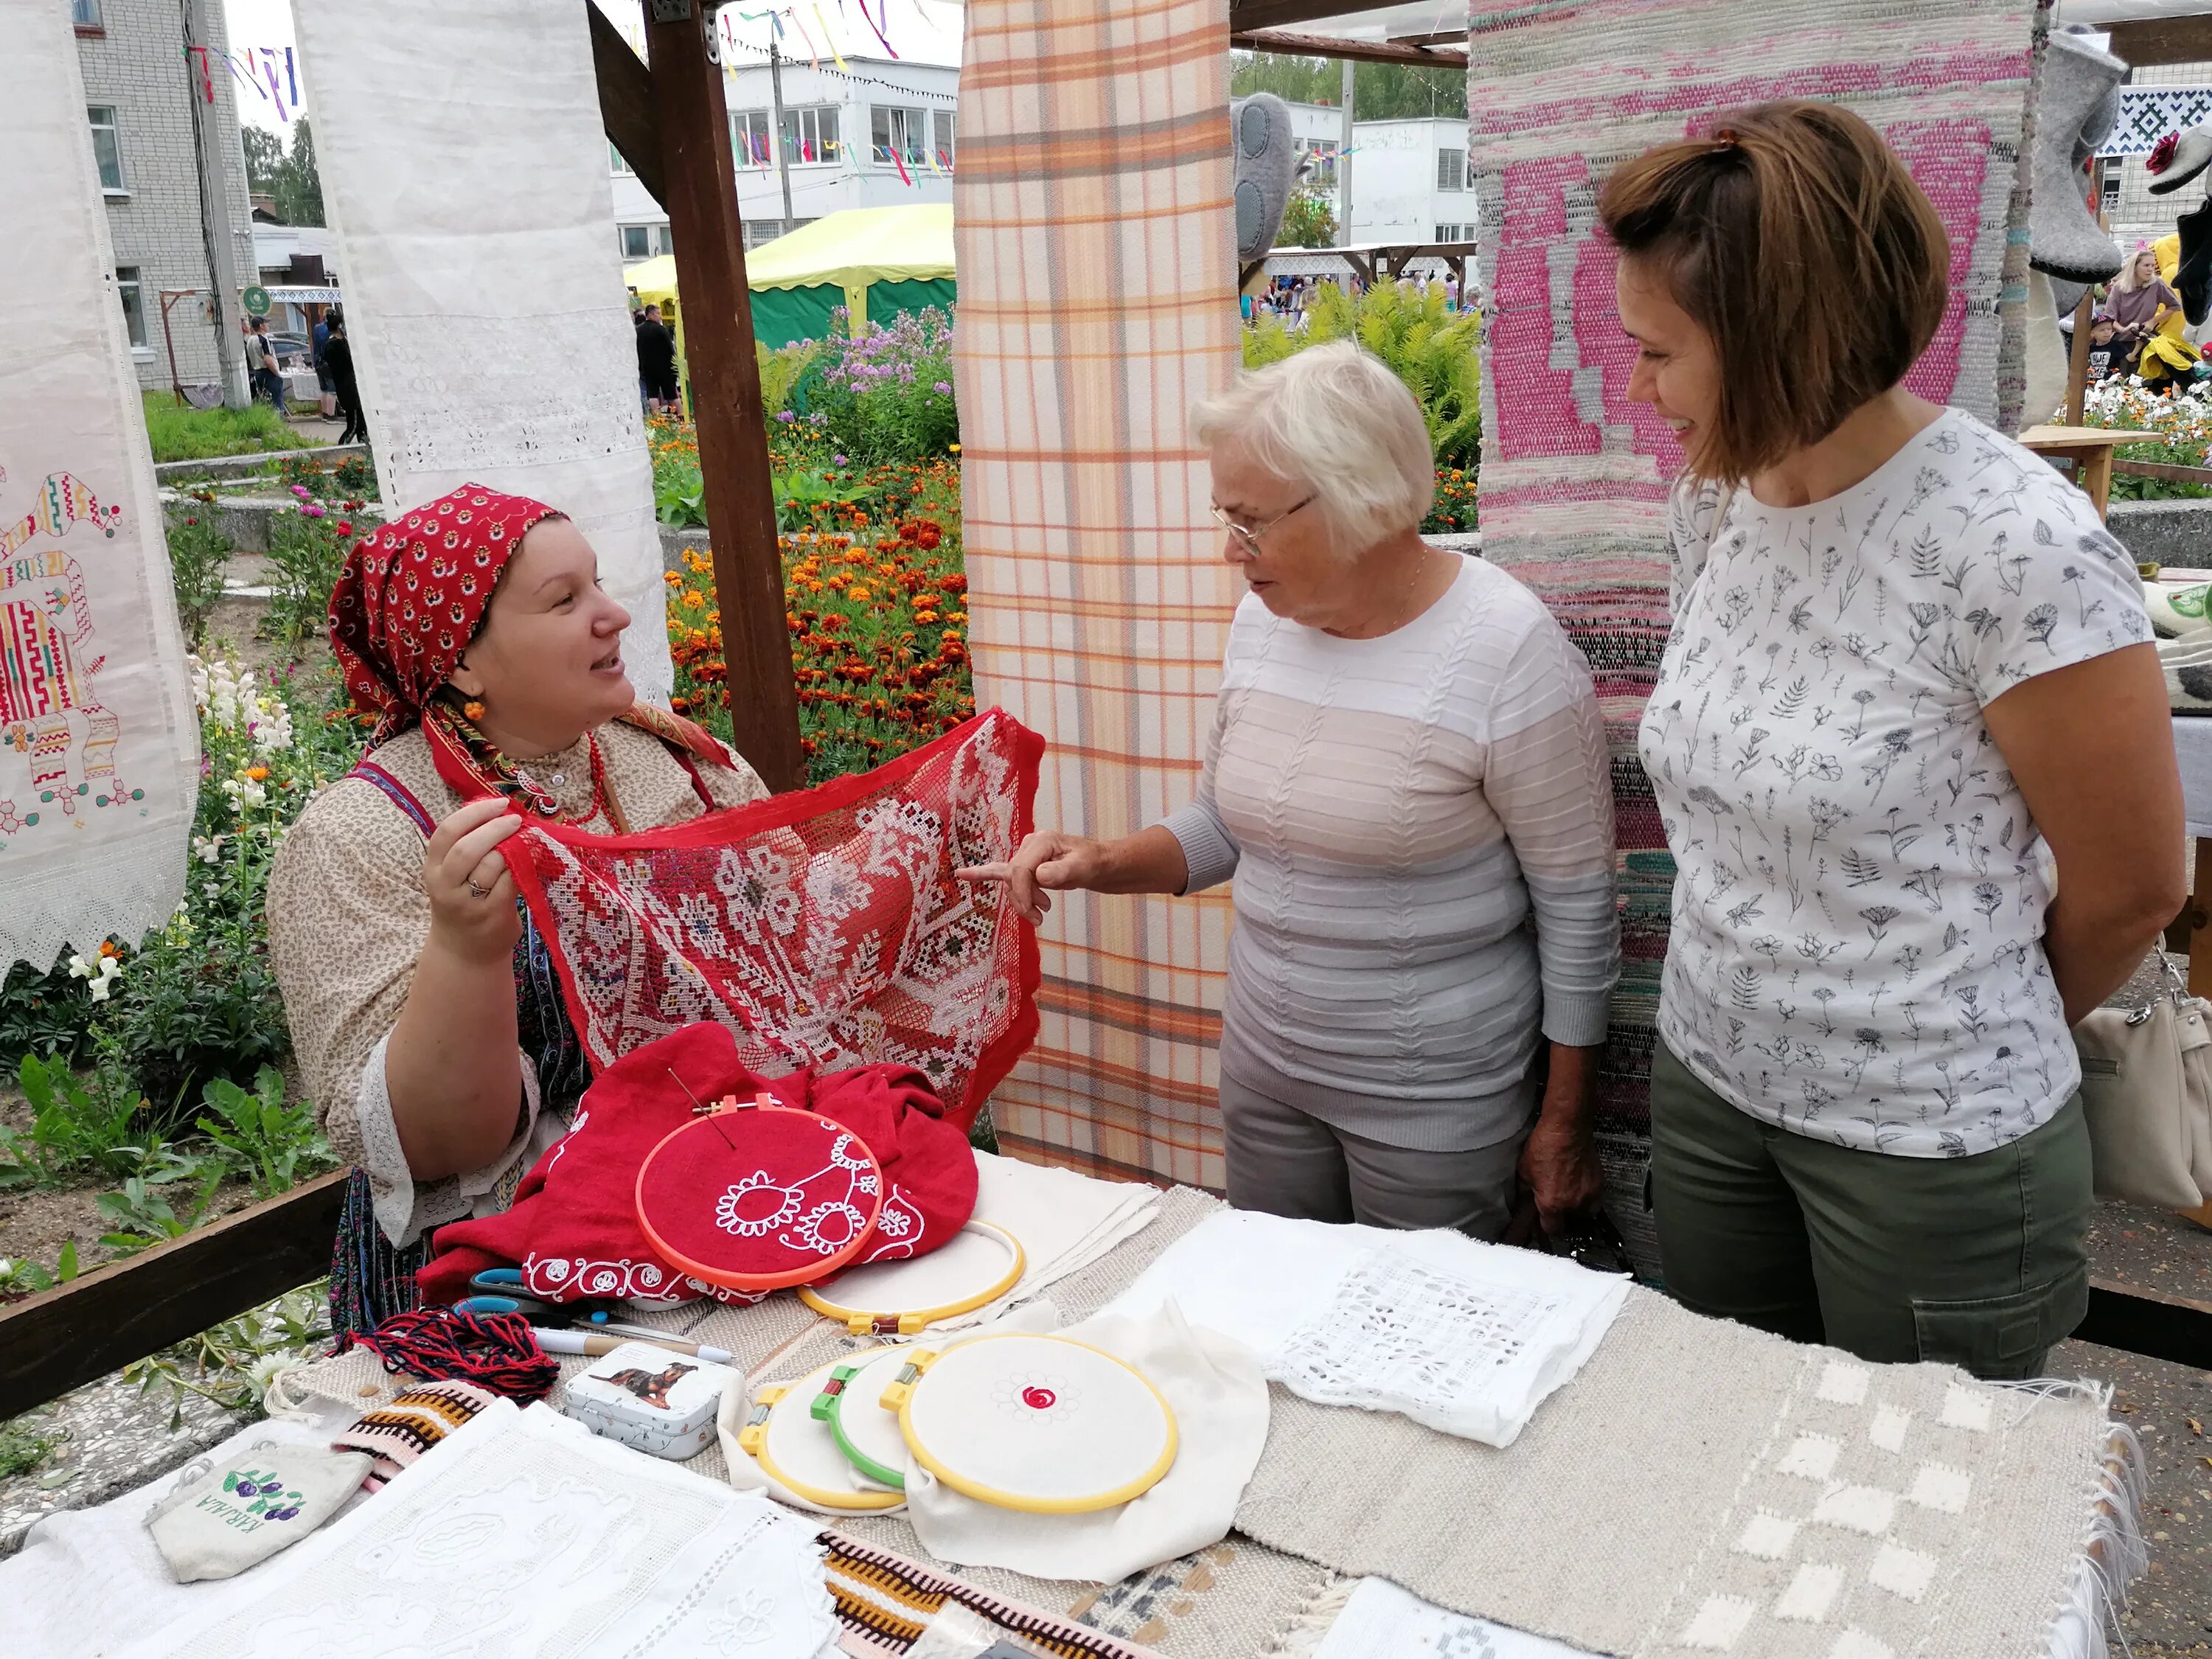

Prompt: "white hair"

[1191,341,1435,557]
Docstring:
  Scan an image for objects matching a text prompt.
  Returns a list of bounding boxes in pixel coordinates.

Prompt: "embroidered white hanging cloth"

[1102,1210,1629,1448]
[289,0,672,700]
[1315,1577,1601,1659]
[125,1399,838,1659]
[0,0,198,971]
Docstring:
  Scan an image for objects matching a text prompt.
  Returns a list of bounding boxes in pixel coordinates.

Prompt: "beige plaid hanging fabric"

[954,0,1241,1187]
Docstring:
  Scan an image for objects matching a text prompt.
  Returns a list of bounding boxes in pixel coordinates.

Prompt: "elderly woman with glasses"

[961,343,1621,1237]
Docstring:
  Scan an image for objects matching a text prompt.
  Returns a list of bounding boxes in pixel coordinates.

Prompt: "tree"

[1277,189,1336,249]
[242,126,285,192]
[1229,52,1467,122]
[240,119,324,226]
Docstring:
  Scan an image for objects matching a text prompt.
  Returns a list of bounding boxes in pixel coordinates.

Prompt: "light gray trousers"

[1219,1074,1528,1238]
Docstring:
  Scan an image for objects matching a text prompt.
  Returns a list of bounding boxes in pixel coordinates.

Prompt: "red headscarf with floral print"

[330,483,560,741]
[329,481,732,814]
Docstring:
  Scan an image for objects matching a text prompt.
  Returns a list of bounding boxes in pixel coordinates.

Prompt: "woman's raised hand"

[956,830,1110,925]
[422,796,526,961]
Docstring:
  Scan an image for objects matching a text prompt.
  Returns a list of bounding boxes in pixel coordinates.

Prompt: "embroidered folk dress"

[267,717,765,1253]
[1639,409,2152,1156]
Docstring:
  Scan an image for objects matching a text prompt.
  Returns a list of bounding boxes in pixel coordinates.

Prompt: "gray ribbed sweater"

[1161,557,1620,1152]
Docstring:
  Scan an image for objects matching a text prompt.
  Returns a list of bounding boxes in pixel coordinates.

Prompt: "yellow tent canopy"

[622,204,955,352]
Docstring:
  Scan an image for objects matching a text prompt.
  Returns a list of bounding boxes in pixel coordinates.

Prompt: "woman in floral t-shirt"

[1602,102,2184,1377]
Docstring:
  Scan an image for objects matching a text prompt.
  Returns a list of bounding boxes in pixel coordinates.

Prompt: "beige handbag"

[2073,958,2212,1211]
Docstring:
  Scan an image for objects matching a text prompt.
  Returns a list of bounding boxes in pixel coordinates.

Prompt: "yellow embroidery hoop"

[878,1333,1178,1515]
[797,1220,1026,1335]
[735,1354,905,1513]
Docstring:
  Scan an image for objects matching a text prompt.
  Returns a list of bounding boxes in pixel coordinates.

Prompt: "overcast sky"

[221,0,962,135]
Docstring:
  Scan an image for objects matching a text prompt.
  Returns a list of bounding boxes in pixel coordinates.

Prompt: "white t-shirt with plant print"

[1640,408,2152,1157]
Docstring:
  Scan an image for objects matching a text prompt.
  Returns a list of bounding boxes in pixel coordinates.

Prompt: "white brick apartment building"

[73,0,255,392]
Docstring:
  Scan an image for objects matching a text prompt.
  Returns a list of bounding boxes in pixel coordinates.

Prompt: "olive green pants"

[1649,1043,2093,1380]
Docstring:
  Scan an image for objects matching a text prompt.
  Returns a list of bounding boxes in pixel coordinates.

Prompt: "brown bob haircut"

[1597,100,1950,483]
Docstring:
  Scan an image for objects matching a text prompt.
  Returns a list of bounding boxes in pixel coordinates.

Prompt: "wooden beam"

[0,1170,349,1422]
[588,2,664,209]
[2108,15,2212,69]
[1233,27,1467,66]
[2073,1277,2212,1374]
[641,0,805,793]
[1229,0,1409,32]
[2114,457,2212,487]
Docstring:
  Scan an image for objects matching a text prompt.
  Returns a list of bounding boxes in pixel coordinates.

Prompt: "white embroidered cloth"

[897,1302,1271,1585]
[290,0,671,701]
[1102,1211,1628,1448]
[1315,1578,1599,1659]
[0,0,198,972]
[940,1152,1161,1329]
[118,1399,835,1659]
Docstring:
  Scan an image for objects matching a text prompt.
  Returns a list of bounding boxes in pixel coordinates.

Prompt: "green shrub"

[262,502,349,655]
[1243,282,1484,493]
[806,307,959,464]
[166,506,231,650]
[141,391,299,464]
[199,1065,333,1199]
[0,959,97,1069]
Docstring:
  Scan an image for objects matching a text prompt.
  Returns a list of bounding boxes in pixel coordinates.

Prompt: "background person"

[1604,100,2182,1378]
[249,316,287,417]
[635,303,678,414]
[961,343,1621,1238]
[324,311,366,445]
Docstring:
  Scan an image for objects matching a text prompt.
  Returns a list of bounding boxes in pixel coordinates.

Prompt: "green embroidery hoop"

[810,1345,913,1491]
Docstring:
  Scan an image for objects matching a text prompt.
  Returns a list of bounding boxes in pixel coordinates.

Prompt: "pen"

[531,1326,734,1364]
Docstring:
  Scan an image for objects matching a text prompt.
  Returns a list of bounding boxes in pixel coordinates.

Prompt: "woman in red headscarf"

[268,484,765,1331]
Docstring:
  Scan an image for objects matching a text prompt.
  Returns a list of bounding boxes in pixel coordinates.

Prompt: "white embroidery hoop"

[879,1332,1178,1514]
[798,1220,1026,1335]
[736,1353,905,1514]
[812,1342,914,1491]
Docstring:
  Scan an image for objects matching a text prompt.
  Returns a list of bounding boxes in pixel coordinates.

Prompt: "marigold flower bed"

[661,425,976,786]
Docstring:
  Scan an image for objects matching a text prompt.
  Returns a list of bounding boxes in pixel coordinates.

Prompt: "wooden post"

[640,0,805,792]
[2065,288,2094,427]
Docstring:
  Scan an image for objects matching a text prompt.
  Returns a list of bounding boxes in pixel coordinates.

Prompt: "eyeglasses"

[1210,495,1314,558]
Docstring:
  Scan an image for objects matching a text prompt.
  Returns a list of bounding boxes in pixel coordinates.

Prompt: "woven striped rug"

[1468,0,2048,1270]
[953,0,1242,1189]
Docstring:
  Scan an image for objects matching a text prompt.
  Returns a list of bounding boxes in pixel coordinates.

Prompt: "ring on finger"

[467,880,491,899]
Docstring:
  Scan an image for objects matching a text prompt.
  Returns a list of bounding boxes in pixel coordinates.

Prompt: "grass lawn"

[141,390,315,464]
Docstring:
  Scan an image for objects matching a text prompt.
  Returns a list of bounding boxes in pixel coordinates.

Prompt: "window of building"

[731,108,772,167]
[610,142,633,176]
[780,105,841,164]
[2101,170,2122,220]
[620,224,653,260]
[653,225,673,257]
[115,265,145,349]
[1436,147,1465,192]
[872,105,928,165]
[72,0,102,28]
[88,105,124,193]
[933,108,956,165]
[1297,138,1337,187]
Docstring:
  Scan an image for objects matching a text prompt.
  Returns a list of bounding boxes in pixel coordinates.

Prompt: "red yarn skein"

[333,1306,558,1402]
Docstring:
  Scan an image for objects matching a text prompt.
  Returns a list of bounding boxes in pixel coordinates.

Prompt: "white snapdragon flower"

[67,953,123,1001]
[192,832,227,863]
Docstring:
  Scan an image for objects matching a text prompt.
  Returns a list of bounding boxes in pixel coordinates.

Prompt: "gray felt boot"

[1231,94,1295,265]
[2031,30,2126,282]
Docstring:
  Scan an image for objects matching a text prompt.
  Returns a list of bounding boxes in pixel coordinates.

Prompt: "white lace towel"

[291,0,672,701]
[1102,1211,1628,1447]
[122,1400,838,1659]
[1317,1578,1599,1659]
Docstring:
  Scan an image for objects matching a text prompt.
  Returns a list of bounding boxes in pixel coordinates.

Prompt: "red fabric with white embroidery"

[417,1021,979,1307]
[498,709,1043,1131]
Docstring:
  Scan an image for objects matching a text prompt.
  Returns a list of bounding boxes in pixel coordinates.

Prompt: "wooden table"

[2020,425,2159,518]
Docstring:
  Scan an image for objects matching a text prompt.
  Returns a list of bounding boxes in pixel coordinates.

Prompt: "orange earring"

[463,700,486,722]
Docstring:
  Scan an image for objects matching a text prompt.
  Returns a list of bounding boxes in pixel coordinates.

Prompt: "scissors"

[456,1269,672,1340]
